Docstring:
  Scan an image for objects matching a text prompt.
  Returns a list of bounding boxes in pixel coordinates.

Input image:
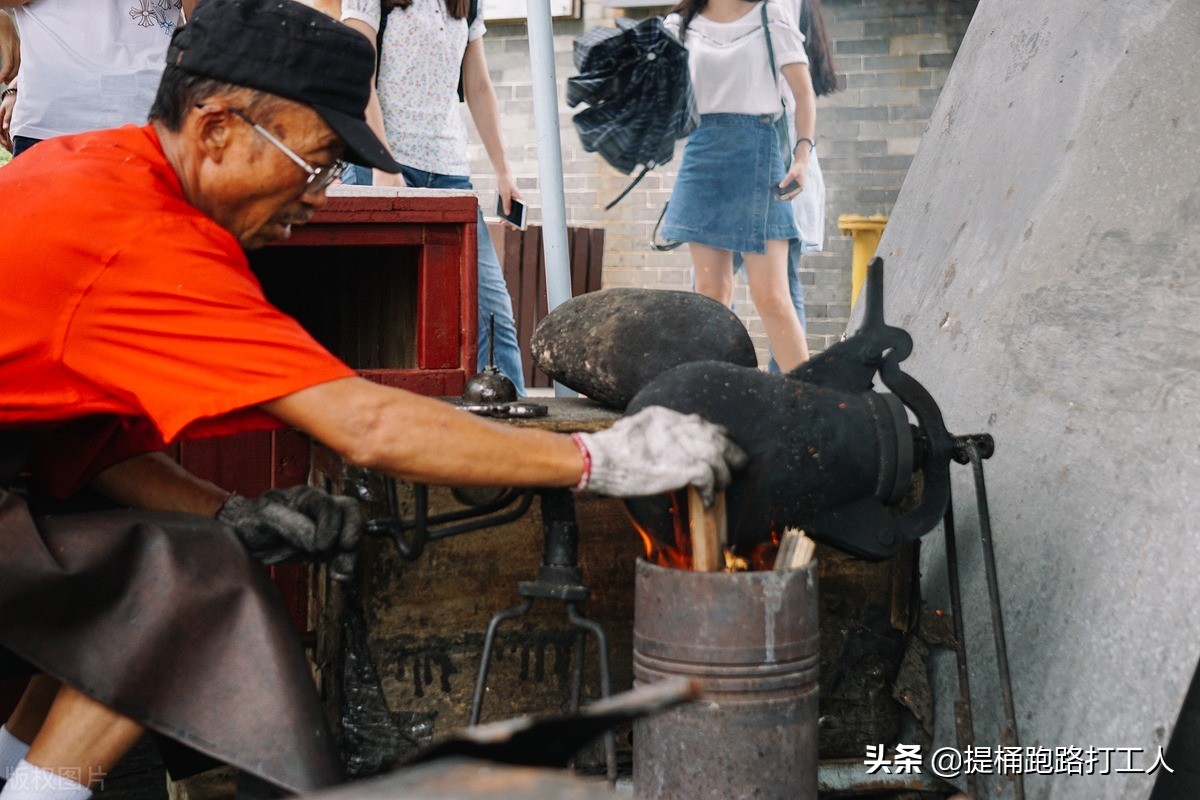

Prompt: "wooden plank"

[533,227,552,387]
[316,194,478,224]
[178,431,275,496]
[272,428,311,488]
[687,488,726,572]
[417,243,464,370]
[587,228,605,294]
[518,227,542,388]
[460,214,479,376]
[570,227,588,299]
[284,224,426,247]
[359,368,468,396]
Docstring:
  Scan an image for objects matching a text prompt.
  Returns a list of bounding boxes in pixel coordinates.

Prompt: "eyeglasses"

[220,106,347,195]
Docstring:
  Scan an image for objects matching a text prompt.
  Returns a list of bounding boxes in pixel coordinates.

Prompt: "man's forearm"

[89,452,230,516]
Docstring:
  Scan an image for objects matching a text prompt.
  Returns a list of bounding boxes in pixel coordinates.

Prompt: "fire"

[629,491,693,570]
[627,492,785,572]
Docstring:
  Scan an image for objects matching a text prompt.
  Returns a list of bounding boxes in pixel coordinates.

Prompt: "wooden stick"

[776,527,815,571]
[687,488,726,572]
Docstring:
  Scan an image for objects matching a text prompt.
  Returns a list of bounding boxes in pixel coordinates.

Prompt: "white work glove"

[572,406,747,505]
[218,485,364,582]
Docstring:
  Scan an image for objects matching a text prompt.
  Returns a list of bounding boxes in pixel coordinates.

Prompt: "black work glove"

[217,485,364,582]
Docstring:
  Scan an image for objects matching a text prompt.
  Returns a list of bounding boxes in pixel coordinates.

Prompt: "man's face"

[198,99,345,250]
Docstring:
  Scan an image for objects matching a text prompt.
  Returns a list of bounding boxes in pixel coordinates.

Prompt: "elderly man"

[0,1,744,798]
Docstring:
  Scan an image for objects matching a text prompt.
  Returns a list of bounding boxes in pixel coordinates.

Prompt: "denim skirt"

[661,113,799,254]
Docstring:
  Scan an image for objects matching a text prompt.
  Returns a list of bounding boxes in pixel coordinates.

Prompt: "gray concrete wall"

[466,0,977,361]
[859,1,1200,797]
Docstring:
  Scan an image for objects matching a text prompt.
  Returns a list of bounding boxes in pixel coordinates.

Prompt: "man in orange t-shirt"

[0,2,744,798]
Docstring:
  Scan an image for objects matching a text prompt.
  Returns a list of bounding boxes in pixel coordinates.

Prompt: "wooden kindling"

[775,527,816,572]
[687,487,727,572]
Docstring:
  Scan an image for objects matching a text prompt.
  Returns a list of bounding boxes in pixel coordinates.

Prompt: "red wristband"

[570,433,591,492]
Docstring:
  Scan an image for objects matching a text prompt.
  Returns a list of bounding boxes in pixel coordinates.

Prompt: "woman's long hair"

[798,0,838,96]
[385,0,471,20]
[669,0,839,95]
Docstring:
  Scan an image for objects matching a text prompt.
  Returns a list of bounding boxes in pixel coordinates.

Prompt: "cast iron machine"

[367,259,1022,798]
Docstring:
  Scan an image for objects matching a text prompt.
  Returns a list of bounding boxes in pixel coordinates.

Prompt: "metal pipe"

[566,603,617,783]
[470,599,533,725]
[524,0,576,397]
[966,442,1025,800]
[942,495,979,799]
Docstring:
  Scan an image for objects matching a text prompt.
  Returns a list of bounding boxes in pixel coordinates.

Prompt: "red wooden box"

[178,188,480,631]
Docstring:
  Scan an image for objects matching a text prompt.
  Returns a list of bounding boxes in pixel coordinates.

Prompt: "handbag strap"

[760,1,792,169]
[651,202,684,251]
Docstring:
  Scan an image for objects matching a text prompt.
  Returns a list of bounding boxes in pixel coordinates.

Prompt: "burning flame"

[627,492,785,572]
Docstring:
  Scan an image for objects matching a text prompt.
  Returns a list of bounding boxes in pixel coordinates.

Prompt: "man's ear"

[192,104,235,163]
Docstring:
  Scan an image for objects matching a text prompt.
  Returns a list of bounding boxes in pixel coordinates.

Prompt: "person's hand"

[373,168,406,188]
[497,172,523,229]
[217,485,364,582]
[0,13,19,86]
[573,406,747,505]
[0,90,14,154]
[777,154,807,202]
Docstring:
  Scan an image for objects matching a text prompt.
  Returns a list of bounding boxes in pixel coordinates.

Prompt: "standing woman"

[662,0,816,371]
[341,0,527,395]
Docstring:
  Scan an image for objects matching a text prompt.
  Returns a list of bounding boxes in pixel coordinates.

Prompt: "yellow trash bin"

[837,214,888,308]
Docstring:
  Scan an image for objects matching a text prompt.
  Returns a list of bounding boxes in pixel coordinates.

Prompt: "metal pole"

[524,0,576,396]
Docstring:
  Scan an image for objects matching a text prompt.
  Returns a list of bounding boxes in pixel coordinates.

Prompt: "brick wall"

[466,0,978,361]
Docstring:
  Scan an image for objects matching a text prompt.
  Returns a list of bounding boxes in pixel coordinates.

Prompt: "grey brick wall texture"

[464,0,978,361]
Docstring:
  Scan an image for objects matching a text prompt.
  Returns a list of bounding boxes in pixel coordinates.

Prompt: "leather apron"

[0,431,341,793]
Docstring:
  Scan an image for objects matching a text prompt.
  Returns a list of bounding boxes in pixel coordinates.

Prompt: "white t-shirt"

[664,0,807,118]
[342,0,486,176]
[11,0,180,141]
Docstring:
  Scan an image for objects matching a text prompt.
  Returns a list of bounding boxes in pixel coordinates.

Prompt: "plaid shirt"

[568,17,698,175]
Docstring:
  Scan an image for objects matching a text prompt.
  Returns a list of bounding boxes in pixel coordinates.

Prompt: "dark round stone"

[530,289,757,409]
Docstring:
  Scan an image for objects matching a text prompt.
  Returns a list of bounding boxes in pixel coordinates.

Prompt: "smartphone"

[772,180,800,200]
[496,196,528,230]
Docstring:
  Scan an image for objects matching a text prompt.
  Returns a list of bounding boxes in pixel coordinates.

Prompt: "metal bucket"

[632,559,819,800]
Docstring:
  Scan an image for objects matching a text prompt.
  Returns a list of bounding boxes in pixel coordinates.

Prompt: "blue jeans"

[12,136,42,157]
[733,239,807,374]
[345,164,527,394]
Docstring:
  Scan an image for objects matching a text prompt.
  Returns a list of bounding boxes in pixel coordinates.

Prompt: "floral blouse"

[342,0,486,175]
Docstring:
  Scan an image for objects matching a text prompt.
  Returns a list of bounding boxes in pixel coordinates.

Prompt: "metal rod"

[488,313,496,369]
[566,603,617,783]
[966,441,1025,800]
[942,493,979,800]
[427,489,535,541]
[470,599,534,726]
[524,0,576,398]
[568,632,585,715]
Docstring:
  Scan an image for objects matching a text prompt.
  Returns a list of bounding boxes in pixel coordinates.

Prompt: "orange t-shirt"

[0,124,355,448]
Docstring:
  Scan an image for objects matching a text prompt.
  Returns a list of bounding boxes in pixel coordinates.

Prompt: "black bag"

[568,17,698,210]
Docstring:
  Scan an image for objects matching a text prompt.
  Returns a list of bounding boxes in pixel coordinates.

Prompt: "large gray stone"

[530,289,757,409]
[858,2,1200,797]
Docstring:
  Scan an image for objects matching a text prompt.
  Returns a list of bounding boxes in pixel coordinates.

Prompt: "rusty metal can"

[632,559,819,800]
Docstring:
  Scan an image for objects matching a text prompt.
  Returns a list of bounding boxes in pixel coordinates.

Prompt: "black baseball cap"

[168,0,402,173]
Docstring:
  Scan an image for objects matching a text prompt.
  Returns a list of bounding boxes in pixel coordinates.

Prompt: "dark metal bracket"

[364,482,617,781]
[365,479,535,561]
[469,489,618,783]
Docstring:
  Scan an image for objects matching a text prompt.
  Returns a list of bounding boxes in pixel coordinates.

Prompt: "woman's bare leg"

[689,243,736,307]
[743,239,810,371]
